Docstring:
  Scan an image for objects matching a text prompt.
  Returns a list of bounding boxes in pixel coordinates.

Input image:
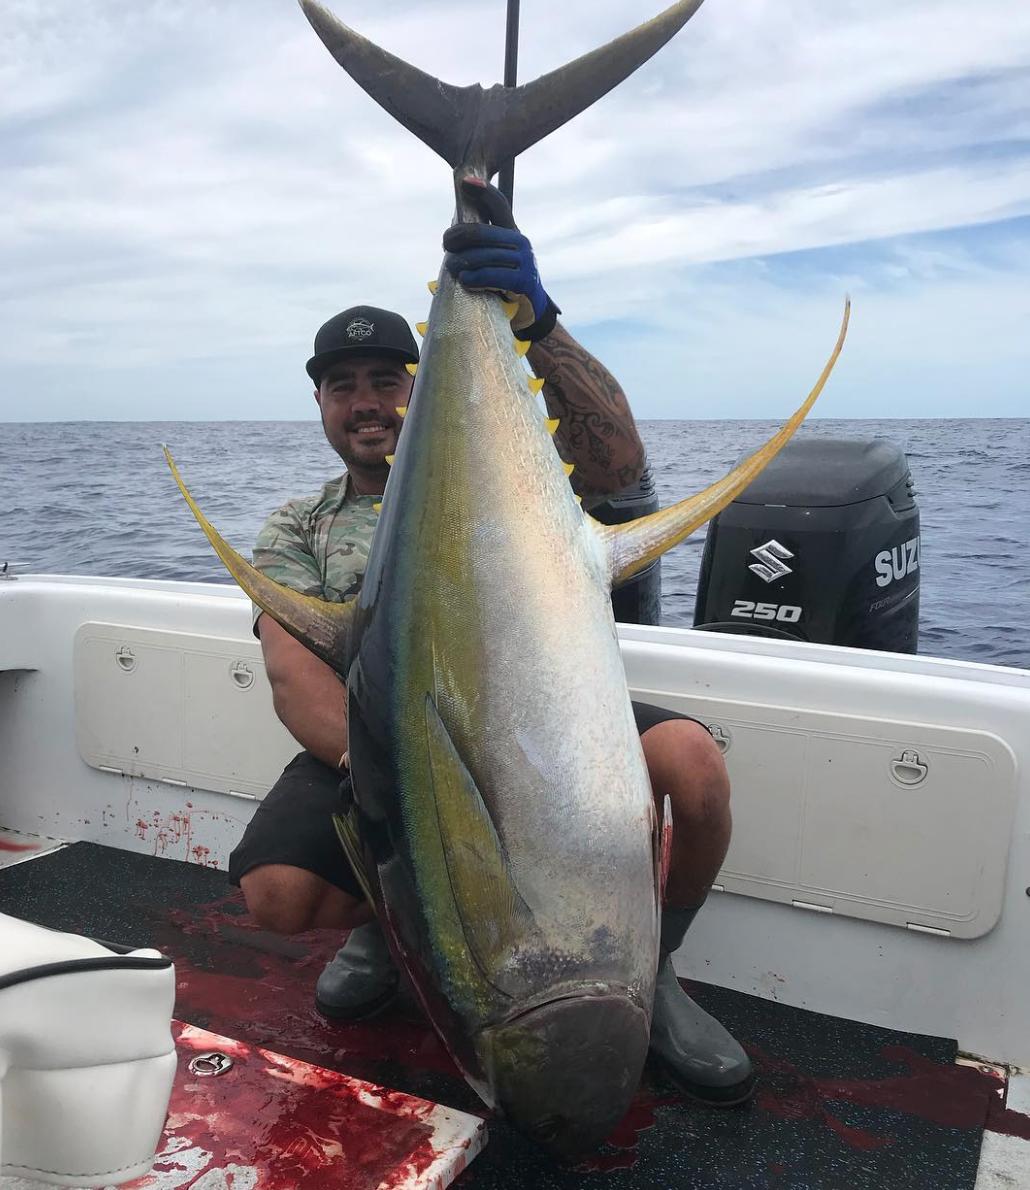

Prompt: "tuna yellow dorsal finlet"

[513,338,531,357]
[405,363,418,376]
[544,418,560,435]
[415,322,428,336]
[373,502,382,513]
[598,298,852,588]
[562,461,575,477]
[427,280,439,294]
[528,377,545,394]
[501,299,520,320]
[396,406,408,417]
[385,454,395,465]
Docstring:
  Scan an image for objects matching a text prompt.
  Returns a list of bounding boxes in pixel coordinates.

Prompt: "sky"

[1,0,1029,422]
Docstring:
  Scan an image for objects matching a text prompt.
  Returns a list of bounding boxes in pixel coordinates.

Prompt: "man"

[228,182,754,1106]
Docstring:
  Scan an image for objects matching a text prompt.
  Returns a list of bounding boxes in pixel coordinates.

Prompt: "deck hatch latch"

[707,723,731,754]
[891,749,928,786]
[188,1051,234,1077]
[230,661,255,690]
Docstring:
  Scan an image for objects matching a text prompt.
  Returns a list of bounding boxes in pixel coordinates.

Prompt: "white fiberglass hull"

[1,573,1029,1079]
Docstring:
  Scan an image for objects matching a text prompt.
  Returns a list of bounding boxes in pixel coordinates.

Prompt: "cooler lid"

[734,437,910,507]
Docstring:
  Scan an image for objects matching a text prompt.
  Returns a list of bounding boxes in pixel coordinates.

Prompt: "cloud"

[1,0,1029,420]
[582,225,1030,421]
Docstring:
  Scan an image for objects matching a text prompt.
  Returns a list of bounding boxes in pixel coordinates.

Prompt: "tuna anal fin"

[164,447,359,674]
[600,299,850,586]
[424,694,533,989]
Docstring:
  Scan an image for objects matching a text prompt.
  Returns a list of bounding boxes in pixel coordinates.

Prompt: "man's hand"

[442,177,560,342]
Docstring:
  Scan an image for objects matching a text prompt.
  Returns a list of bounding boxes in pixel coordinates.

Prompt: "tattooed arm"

[527,321,646,499]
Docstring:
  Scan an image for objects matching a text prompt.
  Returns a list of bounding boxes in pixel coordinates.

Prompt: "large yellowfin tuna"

[166,0,848,1158]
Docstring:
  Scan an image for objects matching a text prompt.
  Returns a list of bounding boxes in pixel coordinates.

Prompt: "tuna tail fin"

[299,0,707,174]
[599,299,851,587]
[163,448,360,675]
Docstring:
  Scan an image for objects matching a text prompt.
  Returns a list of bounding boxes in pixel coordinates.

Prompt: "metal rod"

[498,0,520,206]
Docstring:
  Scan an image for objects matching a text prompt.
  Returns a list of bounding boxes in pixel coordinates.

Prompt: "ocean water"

[1,418,1027,669]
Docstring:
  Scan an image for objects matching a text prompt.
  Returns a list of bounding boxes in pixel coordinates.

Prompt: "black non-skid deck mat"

[1,842,1020,1189]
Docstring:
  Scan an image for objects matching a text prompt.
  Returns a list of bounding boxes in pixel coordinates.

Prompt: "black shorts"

[228,701,709,901]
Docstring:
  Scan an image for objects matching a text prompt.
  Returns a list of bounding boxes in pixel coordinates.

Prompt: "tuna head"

[479,991,650,1159]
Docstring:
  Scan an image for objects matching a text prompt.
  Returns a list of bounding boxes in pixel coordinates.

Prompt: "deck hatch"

[630,688,1017,939]
[73,623,297,801]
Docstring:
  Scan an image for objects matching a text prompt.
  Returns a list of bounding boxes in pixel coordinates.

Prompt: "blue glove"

[442,177,560,342]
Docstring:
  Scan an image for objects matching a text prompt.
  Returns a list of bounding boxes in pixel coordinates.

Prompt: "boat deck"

[3,837,1029,1189]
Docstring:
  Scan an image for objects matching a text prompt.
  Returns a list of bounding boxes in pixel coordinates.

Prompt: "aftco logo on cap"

[346,318,374,340]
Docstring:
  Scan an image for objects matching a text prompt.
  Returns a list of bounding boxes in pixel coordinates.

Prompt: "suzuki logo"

[749,539,794,584]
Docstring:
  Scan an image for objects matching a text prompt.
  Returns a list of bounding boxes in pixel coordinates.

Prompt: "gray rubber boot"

[649,904,755,1105]
[315,920,400,1021]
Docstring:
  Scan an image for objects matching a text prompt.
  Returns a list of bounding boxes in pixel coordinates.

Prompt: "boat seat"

[0,913,176,1187]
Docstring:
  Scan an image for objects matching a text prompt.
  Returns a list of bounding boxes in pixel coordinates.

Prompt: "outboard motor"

[693,438,919,653]
[591,462,661,625]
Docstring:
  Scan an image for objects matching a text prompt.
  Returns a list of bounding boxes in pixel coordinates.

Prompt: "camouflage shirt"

[251,473,379,632]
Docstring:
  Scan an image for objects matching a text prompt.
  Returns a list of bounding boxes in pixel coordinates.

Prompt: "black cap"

[306,305,420,384]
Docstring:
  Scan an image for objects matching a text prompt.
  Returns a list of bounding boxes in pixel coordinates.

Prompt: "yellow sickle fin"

[163,447,359,673]
[600,298,851,586]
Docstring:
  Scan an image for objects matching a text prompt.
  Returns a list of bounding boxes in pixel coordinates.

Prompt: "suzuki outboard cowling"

[592,462,662,625]
[693,438,919,653]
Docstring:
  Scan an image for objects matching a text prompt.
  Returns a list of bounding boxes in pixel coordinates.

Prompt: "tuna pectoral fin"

[164,448,358,673]
[600,299,851,586]
[425,695,533,989]
[299,0,705,176]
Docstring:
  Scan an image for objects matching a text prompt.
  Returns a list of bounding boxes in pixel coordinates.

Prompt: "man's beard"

[323,410,395,473]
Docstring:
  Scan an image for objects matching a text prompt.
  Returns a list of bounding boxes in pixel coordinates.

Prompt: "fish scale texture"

[0,842,994,1190]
